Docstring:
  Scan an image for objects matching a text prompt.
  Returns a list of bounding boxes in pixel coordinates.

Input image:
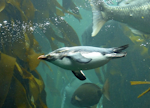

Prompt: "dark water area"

[0,0,150,108]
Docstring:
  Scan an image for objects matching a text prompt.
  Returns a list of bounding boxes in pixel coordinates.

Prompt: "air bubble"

[30,27,34,32]
[3,20,7,25]
[45,22,50,26]
[60,17,64,20]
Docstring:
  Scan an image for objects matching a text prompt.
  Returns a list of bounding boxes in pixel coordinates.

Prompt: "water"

[0,0,150,108]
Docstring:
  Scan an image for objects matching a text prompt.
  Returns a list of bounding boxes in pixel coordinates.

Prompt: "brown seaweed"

[130,81,150,98]
[0,0,83,107]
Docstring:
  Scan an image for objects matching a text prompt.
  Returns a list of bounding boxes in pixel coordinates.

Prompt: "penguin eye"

[47,55,51,59]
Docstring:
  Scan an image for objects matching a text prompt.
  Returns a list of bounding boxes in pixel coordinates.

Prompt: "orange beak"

[37,55,46,59]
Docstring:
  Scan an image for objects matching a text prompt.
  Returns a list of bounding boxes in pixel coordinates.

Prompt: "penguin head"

[38,53,56,62]
[38,47,69,62]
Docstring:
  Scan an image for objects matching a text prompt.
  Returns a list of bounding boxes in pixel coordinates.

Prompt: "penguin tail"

[106,44,129,58]
[113,44,129,53]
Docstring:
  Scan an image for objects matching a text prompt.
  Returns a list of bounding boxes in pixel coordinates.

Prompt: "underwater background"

[0,0,150,108]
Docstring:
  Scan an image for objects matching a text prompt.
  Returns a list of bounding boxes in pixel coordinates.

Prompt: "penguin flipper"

[72,70,86,80]
[68,53,92,63]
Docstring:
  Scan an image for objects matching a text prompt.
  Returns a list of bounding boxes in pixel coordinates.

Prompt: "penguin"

[38,44,129,80]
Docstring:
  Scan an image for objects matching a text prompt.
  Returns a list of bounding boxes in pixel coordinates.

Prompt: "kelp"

[0,0,82,107]
[0,52,16,107]
[32,0,81,47]
[51,0,82,21]
[137,88,150,98]
[44,25,79,49]
[0,52,46,107]
[121,24,150,57]
[8,76,32,108]
[0,0,45,107]
[26,48,43,71]
[49,16,81,46]
[130,81,150,98]
[0,0,5,12]
[21,0,35,20]
[0,47,46,107]
[62,0,82,20]
[130,81,150,85]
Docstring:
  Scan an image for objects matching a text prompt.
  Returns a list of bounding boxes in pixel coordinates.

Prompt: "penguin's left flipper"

[72,70,86,80]
[68,52,92,63]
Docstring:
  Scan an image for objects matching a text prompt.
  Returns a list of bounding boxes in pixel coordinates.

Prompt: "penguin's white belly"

[52,52,111,70]
[81,52,111,69]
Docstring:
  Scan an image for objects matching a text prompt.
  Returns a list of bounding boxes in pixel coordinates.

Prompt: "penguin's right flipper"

[68,52,92,64]
[72,70,86,80]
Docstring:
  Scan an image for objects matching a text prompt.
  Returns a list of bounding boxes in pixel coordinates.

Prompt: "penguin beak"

[37,55,47,60]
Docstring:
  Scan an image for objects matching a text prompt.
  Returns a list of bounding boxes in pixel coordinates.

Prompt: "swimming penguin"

[38,44,129,80]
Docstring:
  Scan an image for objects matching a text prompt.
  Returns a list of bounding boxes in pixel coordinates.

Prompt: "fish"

[71,79,109,107]
[61,77,92,108]
[90,0,150,37]
[38,44,128,80]
[118,0,148,6]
